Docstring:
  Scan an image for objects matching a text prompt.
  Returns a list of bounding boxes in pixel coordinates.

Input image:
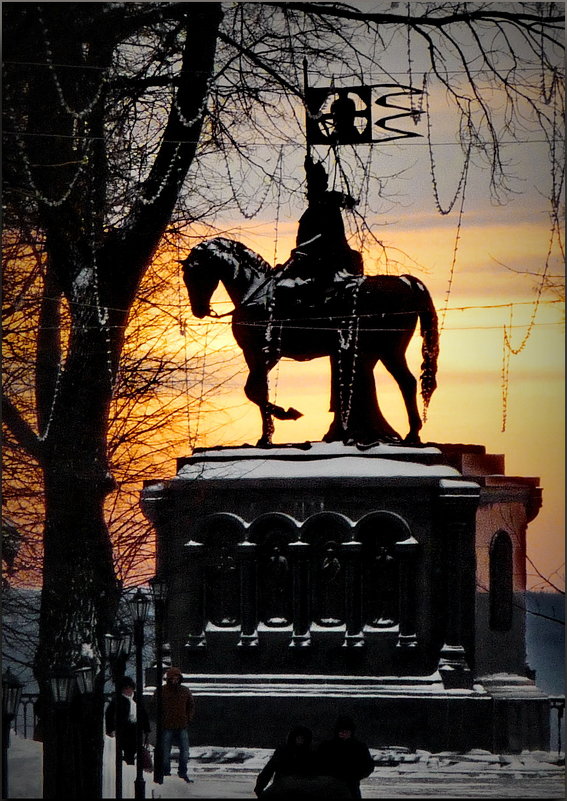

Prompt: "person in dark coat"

[276,155,362,310]
[254,725,316,796]
[316,715,375,799]
[293,156,362,282]
[105,676,150,765]
[159,666,195,782]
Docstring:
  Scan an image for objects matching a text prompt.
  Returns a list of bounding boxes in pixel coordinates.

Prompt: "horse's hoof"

[285,407,303,420]
[255,437,272,448]
[403,434,422,446]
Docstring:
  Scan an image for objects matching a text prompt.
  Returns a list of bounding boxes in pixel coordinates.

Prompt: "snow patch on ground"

[9,734,564,799]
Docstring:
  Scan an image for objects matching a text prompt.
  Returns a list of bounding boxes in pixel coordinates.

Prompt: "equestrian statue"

[181,157,439,448]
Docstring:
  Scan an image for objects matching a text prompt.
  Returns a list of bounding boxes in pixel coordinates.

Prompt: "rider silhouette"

[330,91,366,144]
[285,156,363,293]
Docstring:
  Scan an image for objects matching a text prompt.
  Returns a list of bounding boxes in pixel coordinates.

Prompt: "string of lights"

[19,294,563,316]
[4,130,562,147]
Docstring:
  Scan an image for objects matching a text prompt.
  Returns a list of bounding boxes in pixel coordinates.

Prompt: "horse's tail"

[405,275,439,419]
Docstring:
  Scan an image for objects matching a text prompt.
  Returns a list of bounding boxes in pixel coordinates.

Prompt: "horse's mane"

[204,237,272,278]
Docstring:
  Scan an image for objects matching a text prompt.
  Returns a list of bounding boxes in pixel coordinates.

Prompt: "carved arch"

[248,513,299,627]
[198,513,246,628]
[301,512,354,627]
[354,511,412,629]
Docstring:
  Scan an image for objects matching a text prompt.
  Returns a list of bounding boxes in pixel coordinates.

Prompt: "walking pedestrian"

[254,725,316,796]
[316,715,374,799]
[105,676,150,765]
[159,666,195,783]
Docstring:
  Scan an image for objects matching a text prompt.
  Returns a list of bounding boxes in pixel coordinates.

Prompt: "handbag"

[142,746,153,773]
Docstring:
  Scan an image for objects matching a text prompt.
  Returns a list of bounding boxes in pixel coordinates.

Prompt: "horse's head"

[181,240,225,318]
[181,237,269,317]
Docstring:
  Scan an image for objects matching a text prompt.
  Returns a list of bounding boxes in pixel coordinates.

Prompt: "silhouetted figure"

[265,545,290,625]
[209,546,239,626]
[316,715,374,799]
[317,542,343,625]
[105,676,150,765]
[330,91,365,143]
[285,156,362,293]
[254,725,316,796]
[370,546,398,626]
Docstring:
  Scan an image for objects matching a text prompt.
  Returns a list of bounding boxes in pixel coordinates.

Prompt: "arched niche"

[489,530,513,631]
[354,511,412,629]
[248,513,299,627]
[199,513,247,628]
[197,512,247,547]
[301,512,354,628]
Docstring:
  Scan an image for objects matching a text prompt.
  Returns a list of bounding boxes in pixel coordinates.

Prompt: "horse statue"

[181,237,439,447]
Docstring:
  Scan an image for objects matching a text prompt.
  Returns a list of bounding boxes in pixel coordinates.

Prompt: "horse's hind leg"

[381,352,422,444]
[244,364,274,447]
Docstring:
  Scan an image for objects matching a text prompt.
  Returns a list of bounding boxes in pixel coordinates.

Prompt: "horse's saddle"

[272,251,362,315]
[275,271,361,315]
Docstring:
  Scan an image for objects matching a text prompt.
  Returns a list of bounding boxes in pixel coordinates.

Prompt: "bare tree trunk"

[24,6,224,796]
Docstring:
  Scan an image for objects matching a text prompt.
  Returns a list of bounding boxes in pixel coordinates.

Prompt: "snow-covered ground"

[8,734,564,799]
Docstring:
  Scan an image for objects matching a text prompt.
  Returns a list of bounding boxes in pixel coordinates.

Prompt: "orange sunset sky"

[134,18,564,592]
[158,123,564,592]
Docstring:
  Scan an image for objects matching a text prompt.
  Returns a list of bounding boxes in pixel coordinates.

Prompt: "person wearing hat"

[159,667,195,783]
[294,156,359,276]
[277,156,362,307]
[316,715,374,799]
[105,676,151,765]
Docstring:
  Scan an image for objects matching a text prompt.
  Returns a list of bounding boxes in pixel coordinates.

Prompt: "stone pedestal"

[141,441,549,752]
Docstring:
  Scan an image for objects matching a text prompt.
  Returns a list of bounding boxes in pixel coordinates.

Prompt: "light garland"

[139,143,182,206]
[37,359,65,442]
[336,279,362,432]
[425,88,472,216]
[222,148,280,220]
[171,77,211,129]
[37,7,108,121]
[8,109,93,208]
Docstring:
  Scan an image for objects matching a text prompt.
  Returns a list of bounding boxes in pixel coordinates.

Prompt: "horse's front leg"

[244,364,274,447]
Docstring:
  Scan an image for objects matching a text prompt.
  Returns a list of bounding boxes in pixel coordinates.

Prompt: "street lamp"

[127,589,151,801]
[49,664,77,799]
[2,667,24,799]
[49,664,76,705]
[74,656,96,697]
[105,628,132,800]
[149,575,168,784]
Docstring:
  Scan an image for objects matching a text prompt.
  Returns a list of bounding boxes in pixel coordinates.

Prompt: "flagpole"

[302,58,311,162]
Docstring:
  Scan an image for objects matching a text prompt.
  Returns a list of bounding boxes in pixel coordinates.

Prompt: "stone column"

[395,536,419,650]
[289,540,311,647]
[341,539,364,647]
[183,540,207,650]
[238,540,258,647]
[436,479,480,688]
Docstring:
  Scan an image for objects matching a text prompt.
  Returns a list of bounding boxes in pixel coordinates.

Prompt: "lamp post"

[74,656,96,697]
[149,575,168,785]
[105,628,132,800]
[2,667,24,799]
[127,589,151,801]
[72,655,98,800]
[49,664,76,799]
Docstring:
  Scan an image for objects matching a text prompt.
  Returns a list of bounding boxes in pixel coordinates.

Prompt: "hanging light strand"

[36,7,108,120]
[425,88,472,216]
[7,106,93,208]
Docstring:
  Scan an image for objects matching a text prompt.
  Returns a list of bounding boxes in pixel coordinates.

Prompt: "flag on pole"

[305,84,425,145]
